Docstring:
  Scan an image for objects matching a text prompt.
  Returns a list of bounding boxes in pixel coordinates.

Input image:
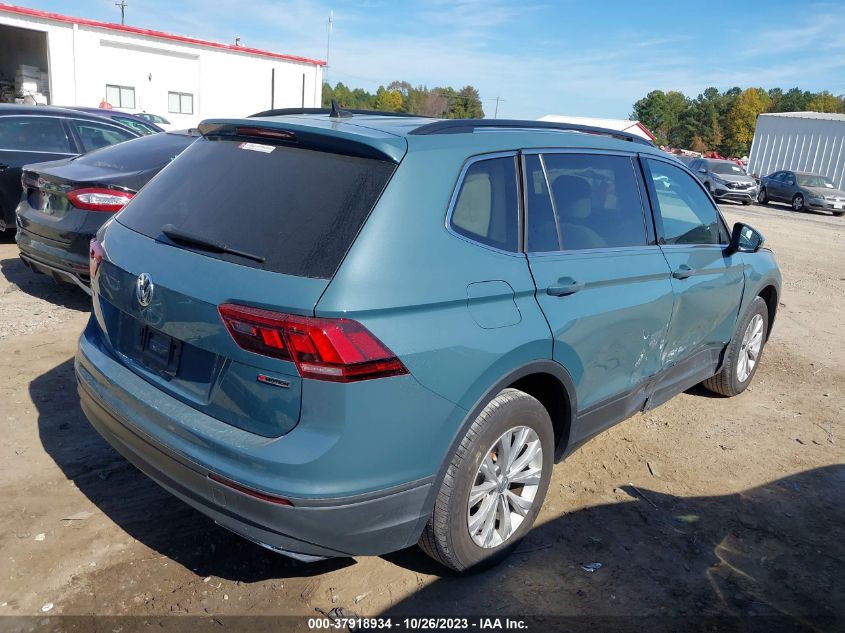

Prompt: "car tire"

[834,211,844,217]
[742,200,751,205]
[702,296,769,397]
[757,188,768,204]
[418,388,554,572]
[792,194,804,211]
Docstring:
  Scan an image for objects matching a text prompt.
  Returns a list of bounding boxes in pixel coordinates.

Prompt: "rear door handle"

[672,265,694,280]
[546,277,585,296]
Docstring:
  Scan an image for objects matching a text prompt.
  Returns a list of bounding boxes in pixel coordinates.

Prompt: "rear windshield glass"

[76,132,196,172]
[116,137,395,278]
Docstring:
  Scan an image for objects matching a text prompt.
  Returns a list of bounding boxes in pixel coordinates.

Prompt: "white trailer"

[747,112,845,189]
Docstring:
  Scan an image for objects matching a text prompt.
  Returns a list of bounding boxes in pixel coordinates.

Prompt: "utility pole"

[115,0,127,25]
[493,96,504,119]
[325,10,333,85]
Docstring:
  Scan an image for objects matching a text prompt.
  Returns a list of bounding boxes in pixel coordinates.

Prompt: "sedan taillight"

[68,187,135,212]
[219,303,408,382]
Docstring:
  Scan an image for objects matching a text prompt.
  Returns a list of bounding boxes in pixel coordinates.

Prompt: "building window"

[105,84,135,109]
[168,91,194,115]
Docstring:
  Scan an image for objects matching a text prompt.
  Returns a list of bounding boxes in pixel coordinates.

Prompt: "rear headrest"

[552,174,592,220]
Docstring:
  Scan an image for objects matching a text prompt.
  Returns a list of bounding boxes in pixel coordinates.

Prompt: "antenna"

[329,99,351,119]
[115,0,128,24]
[325,10,333,85]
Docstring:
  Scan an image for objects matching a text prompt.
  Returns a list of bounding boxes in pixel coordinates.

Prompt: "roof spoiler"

[196,120,406,163]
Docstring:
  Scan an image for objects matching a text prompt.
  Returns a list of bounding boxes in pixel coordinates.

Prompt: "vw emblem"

[136,273,154,307]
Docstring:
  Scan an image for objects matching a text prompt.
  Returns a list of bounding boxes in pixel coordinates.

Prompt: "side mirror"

[699,167,708,174]
[728,222,764,254]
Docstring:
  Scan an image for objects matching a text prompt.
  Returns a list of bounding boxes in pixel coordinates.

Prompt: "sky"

[27,0,845,120]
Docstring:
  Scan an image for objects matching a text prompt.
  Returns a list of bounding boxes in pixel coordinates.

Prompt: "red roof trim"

[634,121,656,141]
[0,3,325,66]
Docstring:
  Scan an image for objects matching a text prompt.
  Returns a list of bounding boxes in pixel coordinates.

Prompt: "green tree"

[806,91,844,113]
[631,90,689,146]
[777,87,812,112]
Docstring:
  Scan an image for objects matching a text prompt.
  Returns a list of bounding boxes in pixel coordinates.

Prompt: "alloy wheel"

[467,426,543,548]
[793,195,804,211]
[737,313,764,383]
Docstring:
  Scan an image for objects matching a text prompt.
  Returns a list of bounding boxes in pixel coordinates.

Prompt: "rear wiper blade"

[161,224,265,263]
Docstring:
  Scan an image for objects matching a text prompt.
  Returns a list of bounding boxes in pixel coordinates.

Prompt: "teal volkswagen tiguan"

[76,108,781,571]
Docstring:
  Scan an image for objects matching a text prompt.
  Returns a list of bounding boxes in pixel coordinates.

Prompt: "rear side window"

[0,116,72,153]
[71,120,136,152]
[526,153,647,251]
[645,158,726,245]
[76,132,195,172]
[112,115,159,136]
[117,137,396,279]
[449,156,519,252]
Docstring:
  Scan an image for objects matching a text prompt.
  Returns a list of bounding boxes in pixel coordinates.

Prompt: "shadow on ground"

[1,255,90,310]
[381,466,844,629]
[33,358,353,582]
[32,357,844,626]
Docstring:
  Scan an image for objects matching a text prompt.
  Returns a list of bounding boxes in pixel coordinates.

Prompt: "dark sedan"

[758,170,845,216]
[16,129,198,292]
[58,106,164,136]
[1,105,141,235]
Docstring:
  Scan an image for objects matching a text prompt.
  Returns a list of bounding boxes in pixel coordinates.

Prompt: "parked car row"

[0,105,143,233]
[758,170,845,216]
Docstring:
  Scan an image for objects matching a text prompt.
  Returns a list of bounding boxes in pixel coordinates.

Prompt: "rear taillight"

[89,238,104,277]
[219,303,408,382]
[68,187,135,212]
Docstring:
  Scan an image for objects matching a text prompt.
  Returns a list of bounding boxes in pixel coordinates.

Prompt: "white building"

[538,114,656,142]
[0,3,324,128]
[747,111,845,189]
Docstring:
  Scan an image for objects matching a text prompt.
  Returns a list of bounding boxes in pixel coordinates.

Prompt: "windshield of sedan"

[797,174,835,188]
[709,161,746,175]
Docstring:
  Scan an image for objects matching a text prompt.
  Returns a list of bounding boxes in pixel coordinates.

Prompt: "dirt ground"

[0,203,843,627]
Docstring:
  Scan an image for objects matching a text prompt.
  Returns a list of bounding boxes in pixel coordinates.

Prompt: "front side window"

[105,84,135,108]
[168,91,194,115]
[71,120,136,153]
[449,156,519,252]
[526,153,648,252]
[0,116,71,153]
[646,158,726,245]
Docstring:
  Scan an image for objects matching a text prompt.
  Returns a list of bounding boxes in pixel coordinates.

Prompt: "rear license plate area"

[134,325,182,379]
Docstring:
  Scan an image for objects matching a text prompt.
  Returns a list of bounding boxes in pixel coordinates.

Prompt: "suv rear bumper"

[75,324,435,560]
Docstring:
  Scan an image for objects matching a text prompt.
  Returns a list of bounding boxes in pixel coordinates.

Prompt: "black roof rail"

[248,107,430,119]
[408,119,654,145]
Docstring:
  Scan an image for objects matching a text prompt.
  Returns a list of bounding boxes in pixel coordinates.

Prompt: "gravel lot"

[0,203,843,625]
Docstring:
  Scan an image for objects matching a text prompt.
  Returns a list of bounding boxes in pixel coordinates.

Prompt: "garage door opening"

[0,24,50,104]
